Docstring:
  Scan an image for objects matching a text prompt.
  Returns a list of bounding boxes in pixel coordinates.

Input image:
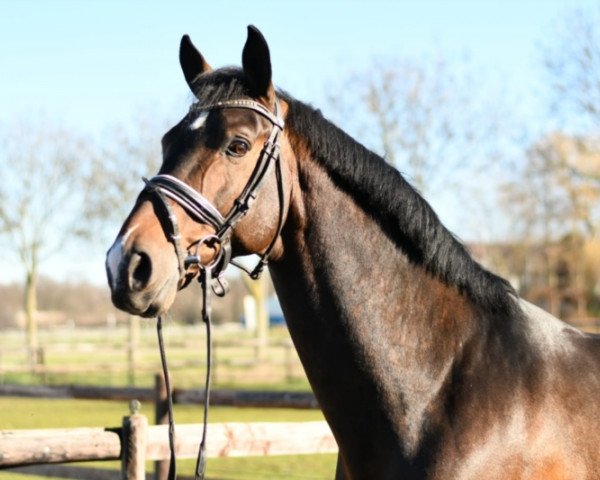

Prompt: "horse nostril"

[128,250,152,291]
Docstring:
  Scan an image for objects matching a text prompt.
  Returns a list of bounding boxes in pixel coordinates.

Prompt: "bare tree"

[501,132,600,314]
[0,118,90,364]
[543,6,600,190]
[502,133,592,243]
[544,7,600,130]
[83,113,166,235]
[478,5,600,315]
[326,56,509,196]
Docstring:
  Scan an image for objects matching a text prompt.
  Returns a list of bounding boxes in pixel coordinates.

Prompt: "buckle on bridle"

[149,96,285,480]
[185,234,221,266]
[184,234,230,297]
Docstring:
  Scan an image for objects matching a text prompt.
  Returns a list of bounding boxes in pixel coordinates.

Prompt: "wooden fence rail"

[0,334,304,387]
[0,427,121,466]
[0,402,337,480]
[0,379,320,409]
[0,383,155,401]
[1,379,321,479]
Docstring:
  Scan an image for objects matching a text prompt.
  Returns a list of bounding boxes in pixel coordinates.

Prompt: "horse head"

[106,26,291,317]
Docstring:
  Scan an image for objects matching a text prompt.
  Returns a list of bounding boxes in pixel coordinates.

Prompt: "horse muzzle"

[106,236,179,317]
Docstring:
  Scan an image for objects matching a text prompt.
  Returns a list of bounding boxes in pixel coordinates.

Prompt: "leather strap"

[145,175,225,231]
[142,97,285,282]
[145,97,286,480]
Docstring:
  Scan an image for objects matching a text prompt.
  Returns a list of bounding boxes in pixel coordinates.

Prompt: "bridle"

[143,97,285,289]
[141,97,285,480]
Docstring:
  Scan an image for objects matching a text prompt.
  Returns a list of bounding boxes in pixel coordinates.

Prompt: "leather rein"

[142,97,285,480]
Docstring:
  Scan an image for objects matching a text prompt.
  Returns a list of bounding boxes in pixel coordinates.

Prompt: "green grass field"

[0,397,337,480]
[0,324,311,390]
[0,324,337,479]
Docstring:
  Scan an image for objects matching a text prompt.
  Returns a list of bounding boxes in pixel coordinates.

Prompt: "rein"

[144,97,285,480]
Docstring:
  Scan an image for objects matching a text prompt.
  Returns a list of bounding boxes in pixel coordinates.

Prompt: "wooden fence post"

[121,399,148,480]
[154,373,170,480]
[37,347,47,384]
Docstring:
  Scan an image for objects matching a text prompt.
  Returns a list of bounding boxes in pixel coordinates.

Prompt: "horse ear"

[179,34,211,89]
[242,25,274,101]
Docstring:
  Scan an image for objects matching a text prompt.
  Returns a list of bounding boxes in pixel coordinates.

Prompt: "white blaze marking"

[190,111,209,130]
[107,224,138,289]
[122,224,138,242]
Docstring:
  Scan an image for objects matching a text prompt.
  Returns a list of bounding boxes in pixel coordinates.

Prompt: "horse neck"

[269,141,480,459]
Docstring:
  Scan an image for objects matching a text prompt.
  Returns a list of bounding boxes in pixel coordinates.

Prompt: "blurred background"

[1,1,599,479]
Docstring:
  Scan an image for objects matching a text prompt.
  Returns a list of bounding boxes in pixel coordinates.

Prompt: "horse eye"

[226,139,250,157]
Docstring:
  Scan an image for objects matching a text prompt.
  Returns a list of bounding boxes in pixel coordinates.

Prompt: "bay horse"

[106,26,600,479]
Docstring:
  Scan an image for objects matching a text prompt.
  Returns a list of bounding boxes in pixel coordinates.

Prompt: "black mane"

[284,96,518,315]
[190,68,518,315]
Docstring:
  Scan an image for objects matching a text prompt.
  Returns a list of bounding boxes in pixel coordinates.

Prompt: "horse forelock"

[188,67,255,114]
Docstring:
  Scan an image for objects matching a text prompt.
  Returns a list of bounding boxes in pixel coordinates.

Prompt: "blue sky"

[0,0,597,284]
[2,0,593,131]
